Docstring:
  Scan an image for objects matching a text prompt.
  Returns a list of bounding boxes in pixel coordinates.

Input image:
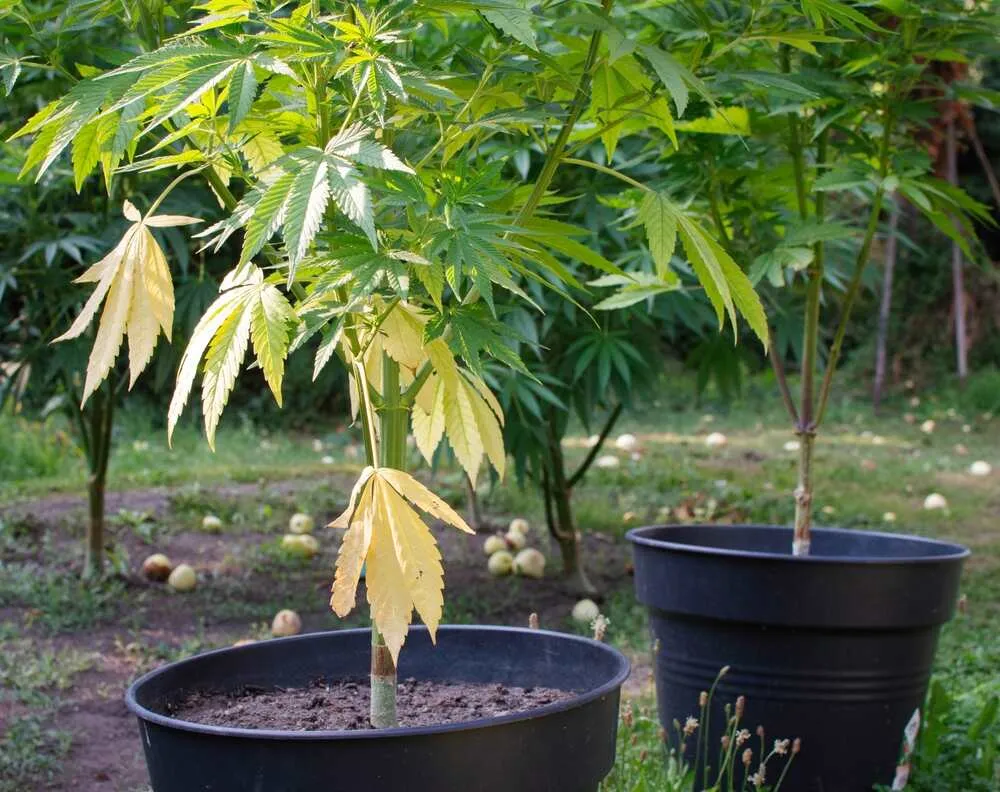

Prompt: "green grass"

[0,715,72,792]
[0,563,127,632]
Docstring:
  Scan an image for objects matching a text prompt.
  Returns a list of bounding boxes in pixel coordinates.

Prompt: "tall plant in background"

[0,1,188,579]
[498,291,661,595]
[13,0,764,727]
[644,0,995,554]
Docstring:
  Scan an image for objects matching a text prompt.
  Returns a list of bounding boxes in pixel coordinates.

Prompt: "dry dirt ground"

[0,478,639,792]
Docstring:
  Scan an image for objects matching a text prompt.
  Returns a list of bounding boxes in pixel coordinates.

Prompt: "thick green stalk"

[369,354,408,728]
[83,380,114,580]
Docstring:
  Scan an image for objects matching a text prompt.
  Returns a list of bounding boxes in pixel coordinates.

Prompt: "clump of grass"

[0,562,125,632]
[0,639,95,706]
[0,714,72,792]
[0,414,80,485]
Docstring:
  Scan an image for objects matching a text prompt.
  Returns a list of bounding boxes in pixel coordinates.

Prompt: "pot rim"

[627,523,970,565]
[125,624,630,741]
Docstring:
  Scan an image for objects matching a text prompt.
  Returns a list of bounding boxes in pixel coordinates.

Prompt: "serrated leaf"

[676,107,750,136]
[53,203,195,403]
[639,191,679,278]
[201,291,254,448]
[411,379,446,464]
[282,157,330,274]
[365,496,414,663]
[326,124,414,172]
[250,285,295,405]
[71,118,104,192]
[640,46,690,117]
[167,287,247,444]
[378,468,473,534]
[482,4,537,50]
[330,476,374,615]
[227,61,257,134]
[378,302,427,373]
[462,375,505,480]
[329,166,376,248]
[329,468,471,663]
[444,373,484,485]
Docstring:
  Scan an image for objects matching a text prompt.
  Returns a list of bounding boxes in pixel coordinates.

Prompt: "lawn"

[1,383,997,791]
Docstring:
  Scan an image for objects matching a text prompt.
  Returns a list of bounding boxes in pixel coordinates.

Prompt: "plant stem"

[83,379,114,580]
[544,407,597,595]
[512,0,614,230]
[567,402,623,488]
[790,128,826,556]
[369,354,409,728]
[813,104,894,427]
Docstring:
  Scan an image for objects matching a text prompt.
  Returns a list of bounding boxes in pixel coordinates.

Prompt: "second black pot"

[126,625,630,792]
[629,524,968,792]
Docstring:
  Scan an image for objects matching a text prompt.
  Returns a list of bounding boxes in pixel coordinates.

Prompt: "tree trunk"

[544,412,597,596]
[946,117,969,384]
[82,380,114,580]
[873,199,902,412]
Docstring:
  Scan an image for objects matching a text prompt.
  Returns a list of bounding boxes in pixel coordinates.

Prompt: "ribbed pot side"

[628,524,968,792]
[126,625,630,792]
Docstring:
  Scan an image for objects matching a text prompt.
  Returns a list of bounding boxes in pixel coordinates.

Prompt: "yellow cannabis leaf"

[411,341,506,485]
[330,466,473,663]
[54,200,199,404]
[344,301,506,486]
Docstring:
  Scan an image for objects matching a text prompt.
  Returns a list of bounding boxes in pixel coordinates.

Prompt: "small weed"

[0,639,96,706]
[0,714,72,792]
[875,678,1000,792]
[110,509,160,545]
[0,562,125,632]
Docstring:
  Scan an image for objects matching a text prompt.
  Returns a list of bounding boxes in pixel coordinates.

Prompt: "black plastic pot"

[126,625,630,792]
[628,524,968,792]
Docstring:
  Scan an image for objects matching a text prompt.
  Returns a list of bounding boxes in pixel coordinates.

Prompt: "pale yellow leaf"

[240,131,285,176]
[444,374,484,486]
[465,371,504,426]
[463,377,506,480]
[365,490,413,664]
[426,338,459,387]
[378,302,427,373]
[167,288,245,444]
[410,378,445,465]
[126,234,161,389]
[52,230,132,342]
[413,372,439,415]
[362,334,384,393]
[142,231,175,339]
[200,292,253,448]
[378,467,473,534]
[377,478,444,641]
[330,479,374,617]
[329,466,376,529]
[123,200,141,222]
[144,214,202,228]
[81,235,140,404]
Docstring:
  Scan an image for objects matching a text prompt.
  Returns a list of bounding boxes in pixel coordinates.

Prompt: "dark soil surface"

[173,677,572,731]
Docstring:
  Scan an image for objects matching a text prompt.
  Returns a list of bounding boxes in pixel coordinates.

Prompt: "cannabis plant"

[14,0,765,726]
[642,0,997,554]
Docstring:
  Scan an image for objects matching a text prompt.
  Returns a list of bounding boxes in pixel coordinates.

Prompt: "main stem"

[370,355,408,728]
[83,380,114,580]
